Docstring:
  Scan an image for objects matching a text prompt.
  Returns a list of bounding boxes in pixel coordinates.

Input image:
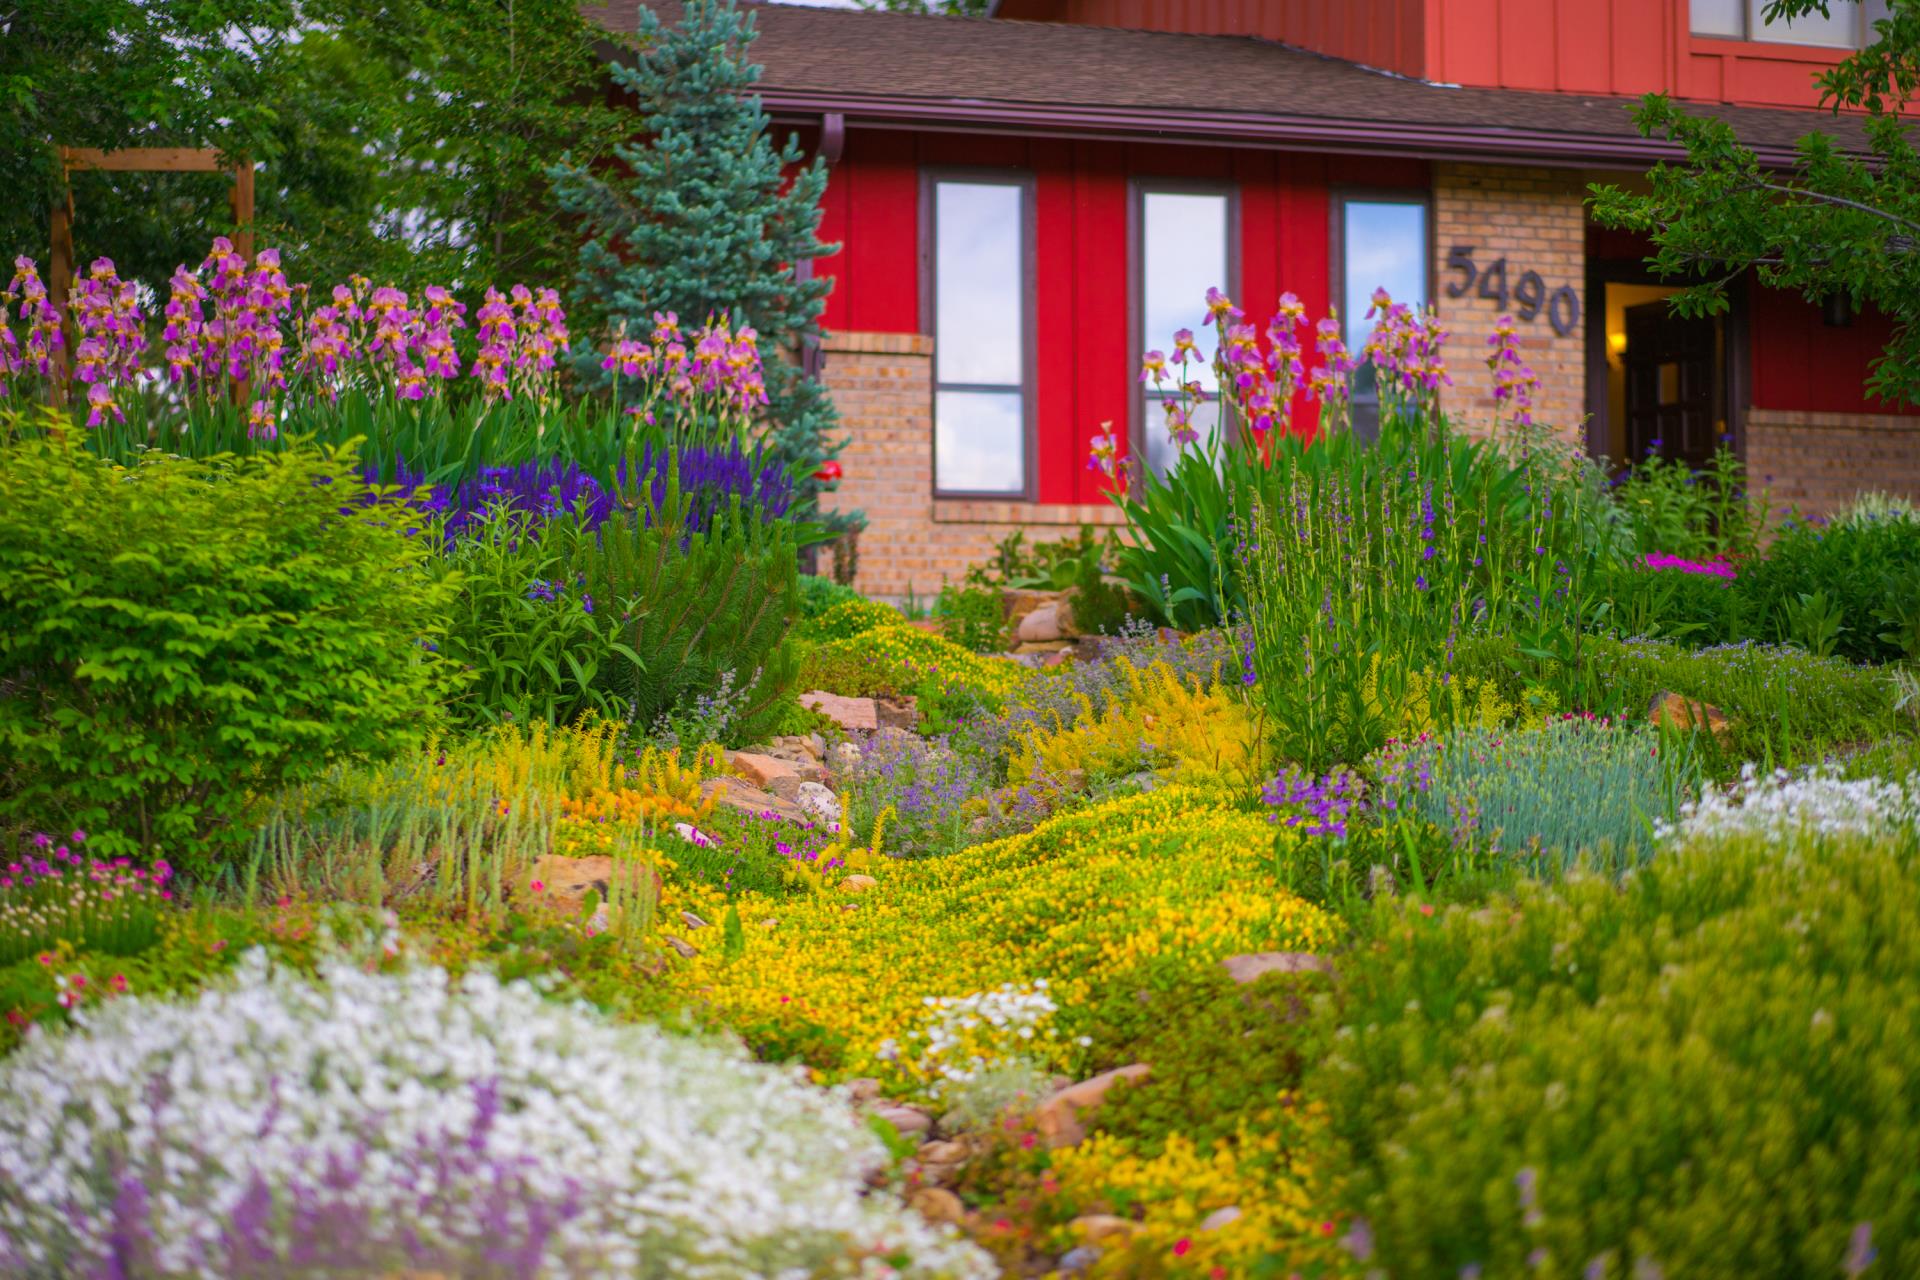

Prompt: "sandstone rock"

[800,690,880,732]
[1071,1214,1143,1245]
[1002,588,1062,631]
[875,1104,933,1136]
[662,935,698,959]
[700,776,809,825]
[843,1077,883,1106]
[797,781,841,828]
[828,741,863,774]
[1648,690,1733,740]
[839,873,878,893]
[528,855,658,913]
[1222,952,1334,984]
[917,1139,970,1166]
[679,911,709,931]
[1014,639,1075,655]
[1034,1063,1151,1148]
[907,1186,964,1225]
[1201,1205,1242,1231]
[729,751,799,790]
[1019,603,1063,643]
[875,696,918,731]
[807,732,828,760]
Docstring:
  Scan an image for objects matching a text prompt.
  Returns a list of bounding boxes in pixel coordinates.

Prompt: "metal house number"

[1444,246,1581,337]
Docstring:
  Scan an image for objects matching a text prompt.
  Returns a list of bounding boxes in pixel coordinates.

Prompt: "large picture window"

[1691,0,1887,47]
[1135,185,1233,476]
[1336,193,1429,436]
[930,177,1030,496]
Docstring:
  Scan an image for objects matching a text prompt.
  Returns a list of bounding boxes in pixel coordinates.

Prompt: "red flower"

[1173,1238,1192,1257]
[814,460,843,482]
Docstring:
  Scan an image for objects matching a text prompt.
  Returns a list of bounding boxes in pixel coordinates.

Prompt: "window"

[1135,186,1233,476]
[930,177,1030,496]
[1336,194,1429,435]
[1691,0,1887,48]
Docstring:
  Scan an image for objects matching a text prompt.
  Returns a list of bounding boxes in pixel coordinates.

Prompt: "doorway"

[1585,267,1743,471]
[1623,300,1720,468]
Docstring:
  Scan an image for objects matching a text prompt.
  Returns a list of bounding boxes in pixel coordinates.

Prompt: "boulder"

[838,873,878,893]
[1200,1205,1242,1231]
[907,1186,965,1225]
[662,935,698,959]
[843,1077,883,1106]
[875,696,919,731]
[679,911,710,931]
[700,776,809,825]
[1057,1246,1103,1274]
[1033,1063,1151,1148]
[1018,603,1063,643]
[875,1104,933,1136]
[797,781,842,829]
[729,751,798,790]
[1221,952,1334,984]
[527,855,658,913]
[1648,690,1734,741]
[828,741,863,775]
[800,690,880,732]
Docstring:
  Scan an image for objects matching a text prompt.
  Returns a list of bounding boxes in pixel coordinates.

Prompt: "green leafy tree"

[0,0,295,286]
[1590,0,1920,406]
[551,0,856,534]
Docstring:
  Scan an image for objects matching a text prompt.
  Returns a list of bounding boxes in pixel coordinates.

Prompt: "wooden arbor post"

[48,147,253,386]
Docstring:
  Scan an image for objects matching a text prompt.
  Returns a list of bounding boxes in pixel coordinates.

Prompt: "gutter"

[755,86,1826,171]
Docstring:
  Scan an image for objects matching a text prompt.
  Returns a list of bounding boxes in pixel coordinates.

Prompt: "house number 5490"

[1444,246,1581,338]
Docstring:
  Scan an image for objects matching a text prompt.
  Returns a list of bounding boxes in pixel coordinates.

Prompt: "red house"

[591,0,1914,598]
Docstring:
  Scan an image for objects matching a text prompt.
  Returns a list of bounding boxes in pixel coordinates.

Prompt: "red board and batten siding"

[1749,288,1899,417]
[811,129,1424,505]
[996,0,1858,109]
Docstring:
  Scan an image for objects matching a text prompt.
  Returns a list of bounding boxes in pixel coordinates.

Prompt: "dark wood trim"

[1125,176,1241,469]
[921,165,1039,502]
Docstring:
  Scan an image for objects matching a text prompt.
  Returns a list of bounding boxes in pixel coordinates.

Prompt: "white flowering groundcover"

[0,954,993,1279]
[1657,764,1920,851]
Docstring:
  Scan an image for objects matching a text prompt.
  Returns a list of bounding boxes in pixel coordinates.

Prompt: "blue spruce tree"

[551,0,856,536]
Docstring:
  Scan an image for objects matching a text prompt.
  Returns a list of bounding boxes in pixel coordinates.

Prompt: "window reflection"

[933,179,1027,494]
[1139,189,1229,476]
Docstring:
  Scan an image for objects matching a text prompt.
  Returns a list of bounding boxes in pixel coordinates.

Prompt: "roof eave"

[758,87,1816,171]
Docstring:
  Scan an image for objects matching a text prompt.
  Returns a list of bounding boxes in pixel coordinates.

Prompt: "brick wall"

[1746,407,1920,517]
[816,331,1123,600]
[1432,164,1589,447]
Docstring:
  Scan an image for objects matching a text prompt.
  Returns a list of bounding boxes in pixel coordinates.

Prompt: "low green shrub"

[1738,515,1920,663]
[797,596,903,642]
[933,581,1008,654]
[0,434,456,867]
[797,572,864,620]
[1310,825,1920,1279]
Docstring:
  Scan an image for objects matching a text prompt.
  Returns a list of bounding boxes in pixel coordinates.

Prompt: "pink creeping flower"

[1642,552,1736,580]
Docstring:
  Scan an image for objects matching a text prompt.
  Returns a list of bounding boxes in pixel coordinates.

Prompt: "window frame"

[1126,176,1241,472]
[919,166,1039,502]
[1328,186,1436,433]
[1688,0,1881,47]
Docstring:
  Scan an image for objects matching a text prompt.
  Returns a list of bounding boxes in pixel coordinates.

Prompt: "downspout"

[800,110,845,383]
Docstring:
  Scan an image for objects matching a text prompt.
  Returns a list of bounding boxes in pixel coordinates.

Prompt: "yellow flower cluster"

[798,597,906,640]
[659,789,1334,1095]
[1048,1098,1355,1278]
[802,623,1033,706]
[1008,660,1269,797]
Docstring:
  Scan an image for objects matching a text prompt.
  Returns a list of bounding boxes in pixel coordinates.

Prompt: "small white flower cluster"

[1657,763,1920,850]
[894,981,1062,1100]
[0,952,994,1279]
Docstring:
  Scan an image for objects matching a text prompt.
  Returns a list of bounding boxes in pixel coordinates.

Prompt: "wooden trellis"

[48,146,253,386]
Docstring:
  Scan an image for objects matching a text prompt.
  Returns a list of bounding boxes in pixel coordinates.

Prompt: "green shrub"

[0,434,456,867]
[572,493,801,746]
[1737,515,1920,663]
[933,581,1008,654]
[431,507,631,728]
[1603,442,1763,562]
[1308,826,1920,1278]
[797,572,863,620]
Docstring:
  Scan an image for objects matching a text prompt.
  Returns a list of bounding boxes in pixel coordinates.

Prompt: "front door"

[1623,301,1717,468]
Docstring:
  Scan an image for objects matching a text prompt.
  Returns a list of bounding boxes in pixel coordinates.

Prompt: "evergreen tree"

[551,0,856,534]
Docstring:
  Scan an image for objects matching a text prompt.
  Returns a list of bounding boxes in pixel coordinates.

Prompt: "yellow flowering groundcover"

[659,788,1335,1093]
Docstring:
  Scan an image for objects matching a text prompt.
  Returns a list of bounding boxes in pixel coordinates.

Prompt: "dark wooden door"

[1624,301,1717,468]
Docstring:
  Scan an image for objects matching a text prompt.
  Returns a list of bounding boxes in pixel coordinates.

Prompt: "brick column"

[1745,407,1920,517]
[1432,164,1590,448]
